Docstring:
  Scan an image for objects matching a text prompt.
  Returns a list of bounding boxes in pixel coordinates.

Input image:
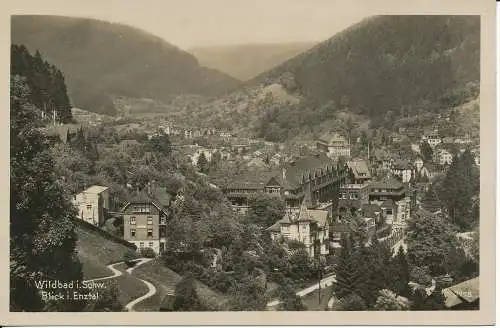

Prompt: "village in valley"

[10,14,481,313]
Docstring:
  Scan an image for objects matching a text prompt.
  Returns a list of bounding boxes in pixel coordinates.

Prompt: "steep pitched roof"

[297,200,311,222]
[318,132,348,145]
[347,159,371,179]
[307,209,329,227]
[276,153,337,190]
[442,277,479,308]
[83,185,109,194]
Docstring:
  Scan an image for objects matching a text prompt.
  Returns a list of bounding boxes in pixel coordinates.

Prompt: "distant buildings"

[391,160,414,183]
[122,187,171,255]
[266,201,330,258]
[422,130,442,148]
[316,132,351,160]
[73,185,111,226]
[368,178,410,227]
[433,148,453,165]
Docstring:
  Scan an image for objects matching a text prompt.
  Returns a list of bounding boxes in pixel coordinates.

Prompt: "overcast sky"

[8,0,369,49]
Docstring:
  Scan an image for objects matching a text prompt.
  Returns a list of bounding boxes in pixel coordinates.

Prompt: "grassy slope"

[133,260,231,311]
[75,225,133,279]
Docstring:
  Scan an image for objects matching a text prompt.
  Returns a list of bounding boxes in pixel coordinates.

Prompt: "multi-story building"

[391,160,414,183]
[433,148,454,165]
[346,159,372,185]
[422,131,442,148]
[369,178,409,226]
[316,132,351,160]
[122,188,171,255]
[222,153,347,214]
[73,185,111,227]
[338,183,371,217]
[266,201,329,258]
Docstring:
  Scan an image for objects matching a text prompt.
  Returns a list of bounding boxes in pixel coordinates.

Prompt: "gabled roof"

[276,153,337,190]
[318,132,348,145]
[347,159,371,179]
[442,277,479,308]
[83,185,109,194]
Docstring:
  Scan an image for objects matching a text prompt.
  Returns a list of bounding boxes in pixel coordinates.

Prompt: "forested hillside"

[11,15,241,116]
[11,44,73,123]
[174,15,480,142]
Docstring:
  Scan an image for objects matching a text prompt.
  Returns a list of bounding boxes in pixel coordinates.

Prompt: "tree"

[279,279,307,311]
[196,152,209,173]
[172,274,205,311]
[373,289,410,311]
[10,76,83,311]
[438,150,478,230]
[246,194,286,227]
[333,236,363,299]
[390,246,411,297]
[229,274,268,311]
[420,141,433,162]
[148,134,171,156]
[331,293,367,311]
[406,210,460,275]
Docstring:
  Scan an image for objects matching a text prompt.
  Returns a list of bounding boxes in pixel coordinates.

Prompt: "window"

[86,205,92,210]
[130,229,136,237]
[130,217,136,225]
[147,229,153,237]
[147,216,153,225]
[139,242,144,248]
[148,242,154,247]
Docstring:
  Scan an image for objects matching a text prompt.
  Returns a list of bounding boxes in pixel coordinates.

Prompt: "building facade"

[223,153,348,214]
[316,132,351,160]
[73,185,110,226]
[266,202,329,258]
[122,189,170,255]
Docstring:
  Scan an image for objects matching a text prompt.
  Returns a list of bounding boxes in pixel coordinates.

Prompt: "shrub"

[123,249,139,266]
[139,247,157,258]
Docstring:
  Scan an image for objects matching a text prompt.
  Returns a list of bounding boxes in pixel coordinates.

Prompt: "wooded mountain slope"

[11,15,241,115]
[249,15,479,121]
[177,15,480,140]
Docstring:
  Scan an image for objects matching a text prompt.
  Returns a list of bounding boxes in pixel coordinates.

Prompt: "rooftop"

[83,185,109,194]
[347,159,371,180]
[317,132,348,145]
[370,177,404,190]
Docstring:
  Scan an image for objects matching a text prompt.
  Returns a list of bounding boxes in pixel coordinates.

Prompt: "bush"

[139,247,157,258]
[123,250,139,266]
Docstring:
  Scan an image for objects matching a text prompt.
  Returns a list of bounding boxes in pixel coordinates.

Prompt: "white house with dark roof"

[266,201,330,258]
[391,159,414,183]
[73,185,110,226]
[316,132,351,159]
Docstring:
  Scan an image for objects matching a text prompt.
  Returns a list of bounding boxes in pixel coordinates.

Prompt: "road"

[266,274,337,308]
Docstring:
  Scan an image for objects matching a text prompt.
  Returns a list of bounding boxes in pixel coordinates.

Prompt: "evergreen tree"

[197,152,209,173]
[420,141,433,162]
[333,235,362,299]
[390,246,411,297]
[439,151,477,230]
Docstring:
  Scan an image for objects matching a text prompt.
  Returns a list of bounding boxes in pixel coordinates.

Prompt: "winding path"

[124,258,156,312]
[82,258,157,312]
